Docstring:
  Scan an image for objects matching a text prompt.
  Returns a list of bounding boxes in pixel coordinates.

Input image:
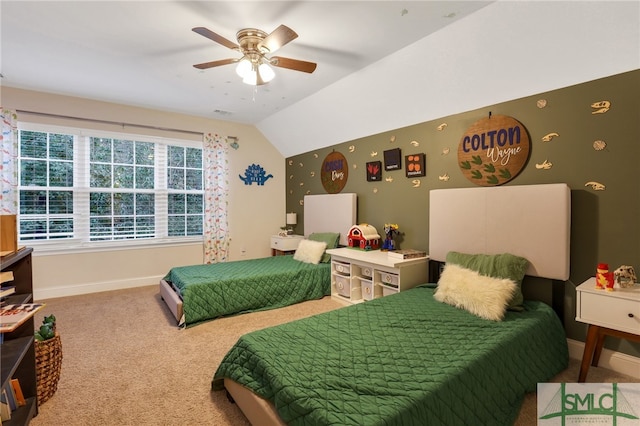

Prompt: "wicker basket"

[35,332,63,405]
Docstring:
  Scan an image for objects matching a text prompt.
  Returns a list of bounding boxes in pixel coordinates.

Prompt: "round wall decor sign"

[457,114,530,186]
[321,151,348,193]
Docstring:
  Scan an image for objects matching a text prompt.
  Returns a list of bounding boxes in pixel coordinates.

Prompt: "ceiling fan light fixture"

[242,69,258,85]
[235,58,252,78]
[193,24,316,85]
[258,63,275,83]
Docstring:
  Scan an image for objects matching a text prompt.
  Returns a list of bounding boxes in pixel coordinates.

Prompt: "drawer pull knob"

[629,313,635,318]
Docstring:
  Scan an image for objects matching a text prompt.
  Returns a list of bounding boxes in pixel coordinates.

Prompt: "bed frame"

[222,183,571,425]
[160,193,358,324]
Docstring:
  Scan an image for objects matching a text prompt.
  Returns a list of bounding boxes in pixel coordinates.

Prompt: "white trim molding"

[33,275,163,301]
[567,338,640,380]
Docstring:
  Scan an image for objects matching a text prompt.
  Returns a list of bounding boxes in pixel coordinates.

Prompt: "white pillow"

[434,263,516,321]
[293,239,327,265]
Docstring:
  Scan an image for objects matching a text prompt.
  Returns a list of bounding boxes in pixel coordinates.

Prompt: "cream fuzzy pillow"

[434,263,517,321]
[293,239,327,264]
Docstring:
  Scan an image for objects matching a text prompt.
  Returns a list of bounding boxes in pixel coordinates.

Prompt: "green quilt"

[164,255,330,326]
[212,286,568,425]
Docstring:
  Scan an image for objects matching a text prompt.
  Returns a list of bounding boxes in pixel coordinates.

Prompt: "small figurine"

[382,223,399,251]
[596,263,615,291]
[614,265,637,288]
[595,263,608,290]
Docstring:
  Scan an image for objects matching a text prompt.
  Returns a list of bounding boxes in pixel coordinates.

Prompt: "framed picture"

[384,148,402,171]
[405,153,426,178]
[366,161,382,182]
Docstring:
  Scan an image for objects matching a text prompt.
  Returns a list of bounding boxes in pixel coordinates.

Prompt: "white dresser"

[326,247,428,304]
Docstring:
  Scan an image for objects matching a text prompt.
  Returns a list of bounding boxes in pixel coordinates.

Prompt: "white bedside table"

[270,235,304,256]
[575,277,640,382]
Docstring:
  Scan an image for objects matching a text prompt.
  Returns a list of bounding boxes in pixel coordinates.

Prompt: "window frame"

[16,122,204,255]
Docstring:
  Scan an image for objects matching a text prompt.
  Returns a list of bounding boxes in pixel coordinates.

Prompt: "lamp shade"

[286,213,297,225]
[242,69,257,85]
[258,63,275,83]
[235,58,251,78]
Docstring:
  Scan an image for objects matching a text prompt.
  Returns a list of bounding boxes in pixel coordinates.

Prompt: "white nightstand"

[270,234,304,256]
[575,277,640,382]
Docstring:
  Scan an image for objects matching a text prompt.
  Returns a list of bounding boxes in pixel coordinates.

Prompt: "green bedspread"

[164,255,330,326]
[212,286,568,425]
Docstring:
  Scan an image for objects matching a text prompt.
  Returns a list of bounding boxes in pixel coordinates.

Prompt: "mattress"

[163,255,330,326]
[212,285,568,425]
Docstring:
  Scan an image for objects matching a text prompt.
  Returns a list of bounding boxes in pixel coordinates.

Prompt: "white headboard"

[304,193,357,246]
[429,184,570,280]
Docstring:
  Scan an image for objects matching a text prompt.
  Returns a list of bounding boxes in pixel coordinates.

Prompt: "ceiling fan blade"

[193,58,238,70]
[270,56,317,74]
[260,25,298,53]
[192,27,239,50]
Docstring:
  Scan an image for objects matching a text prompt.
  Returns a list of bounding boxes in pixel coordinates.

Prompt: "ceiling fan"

[192,25,317,86]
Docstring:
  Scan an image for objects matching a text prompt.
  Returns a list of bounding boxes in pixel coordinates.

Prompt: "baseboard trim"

[567,338,640,379]
[34,275,164,300]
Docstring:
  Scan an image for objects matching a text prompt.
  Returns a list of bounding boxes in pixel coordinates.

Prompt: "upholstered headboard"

[429,184,570,280]
[304,193,357,246]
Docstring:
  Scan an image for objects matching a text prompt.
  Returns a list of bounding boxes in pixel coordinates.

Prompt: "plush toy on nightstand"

[614,265,637,288]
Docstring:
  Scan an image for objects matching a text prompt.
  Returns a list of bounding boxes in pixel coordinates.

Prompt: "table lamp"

[286,213,297,235]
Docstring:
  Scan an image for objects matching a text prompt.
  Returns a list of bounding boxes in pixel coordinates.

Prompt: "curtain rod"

[15,109,204,137]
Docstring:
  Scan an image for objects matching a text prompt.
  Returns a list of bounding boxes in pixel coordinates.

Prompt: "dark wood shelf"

[1,247,37,425]
[1,336,33,387]
[3,397,37,426]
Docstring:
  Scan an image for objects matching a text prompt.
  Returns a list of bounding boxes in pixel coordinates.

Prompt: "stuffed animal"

[614,265,637,288]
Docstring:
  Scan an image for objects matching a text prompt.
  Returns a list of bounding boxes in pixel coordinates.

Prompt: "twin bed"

[211,183,572,425]
[160,193,357,327]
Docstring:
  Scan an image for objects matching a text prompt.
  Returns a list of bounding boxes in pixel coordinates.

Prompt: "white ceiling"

[1,1,491,123]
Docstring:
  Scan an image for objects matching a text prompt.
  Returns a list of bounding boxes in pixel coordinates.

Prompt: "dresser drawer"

[360,266,373,279]
[332,261,351,276]
[579,291,640,335]
[333,274,351,297]
[361,280,374,301]
[379,272,399,287]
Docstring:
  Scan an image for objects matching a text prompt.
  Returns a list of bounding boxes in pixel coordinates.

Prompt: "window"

[17,124,204,249]
[167,145,203,237]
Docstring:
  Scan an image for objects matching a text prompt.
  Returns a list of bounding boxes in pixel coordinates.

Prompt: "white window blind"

[17,123,204,250]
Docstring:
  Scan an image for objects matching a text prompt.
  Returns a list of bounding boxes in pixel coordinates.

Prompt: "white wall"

[2,87,286,300]
[259,0,640,157]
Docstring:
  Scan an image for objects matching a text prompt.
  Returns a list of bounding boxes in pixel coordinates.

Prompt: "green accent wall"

[286,70,639,357]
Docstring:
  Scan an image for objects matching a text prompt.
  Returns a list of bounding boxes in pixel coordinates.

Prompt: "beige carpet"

[29,285,637,426]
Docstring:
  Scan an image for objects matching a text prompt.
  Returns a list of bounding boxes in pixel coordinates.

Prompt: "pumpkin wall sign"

[457,114,530,186]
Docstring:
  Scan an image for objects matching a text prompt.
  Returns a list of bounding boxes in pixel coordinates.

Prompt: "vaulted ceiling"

[1,1,490,122]
[2,1,638,157]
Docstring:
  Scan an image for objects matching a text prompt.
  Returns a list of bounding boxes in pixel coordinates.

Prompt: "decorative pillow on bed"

[308,232,340,263]
[293,239,328,264]
[434,263,517,321]
[445,251,528,311]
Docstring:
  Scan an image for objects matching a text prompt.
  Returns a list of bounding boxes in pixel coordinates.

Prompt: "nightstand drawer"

[270,235,303,251]
[579,291,640,335]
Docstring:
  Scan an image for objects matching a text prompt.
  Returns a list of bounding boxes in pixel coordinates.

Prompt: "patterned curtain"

[202,132,230,263]
[0,109,18,214]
